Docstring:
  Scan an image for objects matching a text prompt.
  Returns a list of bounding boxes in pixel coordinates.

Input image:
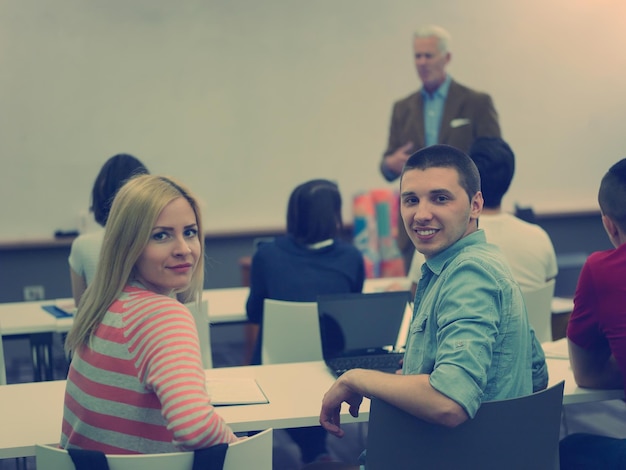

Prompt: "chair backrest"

[185,299,212,369]
[366,381,564,470]
[35,427,272,470]
[261,299,323,365]
[522,279,556,343]
[0,320,7,385]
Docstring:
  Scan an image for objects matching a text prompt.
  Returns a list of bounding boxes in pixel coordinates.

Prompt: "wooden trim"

[0,210,599,251]
[0,237,76,250]
[534,209,601,220]
[0,227,286,251]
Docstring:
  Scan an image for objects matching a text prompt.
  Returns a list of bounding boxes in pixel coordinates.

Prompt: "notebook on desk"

[205,378,269,406]
[41,305,73,319]
[317,291,410,377]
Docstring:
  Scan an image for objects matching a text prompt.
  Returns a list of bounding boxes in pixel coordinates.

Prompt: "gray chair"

[366,381,565,470]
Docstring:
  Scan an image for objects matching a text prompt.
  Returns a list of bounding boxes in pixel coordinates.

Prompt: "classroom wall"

[0,212,613,303]
[1,0,626,241]
[1,1,621,302]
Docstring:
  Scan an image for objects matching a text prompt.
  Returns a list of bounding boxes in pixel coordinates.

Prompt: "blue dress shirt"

[422,74,452,146]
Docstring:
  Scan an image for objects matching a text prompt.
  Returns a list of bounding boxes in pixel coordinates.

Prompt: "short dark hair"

[469,137,515,208]
[401,144,480,200]
[598,158,626,233]
[91,153,149,226]
[286,179,342,244]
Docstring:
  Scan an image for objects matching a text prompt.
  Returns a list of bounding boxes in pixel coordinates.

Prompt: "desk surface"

[0,290,250,337]
[0,361,355,459]
[0,277,413,337]
[0,277,571,336]
[0,300,59,335]
[0,356,622,459]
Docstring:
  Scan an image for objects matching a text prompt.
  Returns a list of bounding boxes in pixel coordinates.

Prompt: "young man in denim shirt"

[318,145,547,462]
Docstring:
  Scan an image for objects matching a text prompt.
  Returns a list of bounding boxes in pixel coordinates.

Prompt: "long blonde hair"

[65,175,204,352]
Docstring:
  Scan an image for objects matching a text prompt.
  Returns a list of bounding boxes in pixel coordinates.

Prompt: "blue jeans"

[560,433,626,469]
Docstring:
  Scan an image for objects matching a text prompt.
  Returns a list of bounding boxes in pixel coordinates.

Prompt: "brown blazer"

[381,79,502,266]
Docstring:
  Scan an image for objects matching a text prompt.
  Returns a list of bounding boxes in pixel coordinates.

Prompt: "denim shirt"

[403,230,547,418]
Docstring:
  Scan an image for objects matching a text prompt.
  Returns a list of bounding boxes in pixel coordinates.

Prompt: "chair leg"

[29,333,54,381]
[561,407,570,436]
[30,342,41,382]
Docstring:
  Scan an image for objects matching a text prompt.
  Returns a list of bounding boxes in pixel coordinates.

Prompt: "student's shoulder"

[585,246,621,267]
[120,286,190,320]
[393,89,422,108]
[252,237,282,259]
[450,79,493,100]
[452,241,511,278]
[333,239,364,256]
[71,230,104,249]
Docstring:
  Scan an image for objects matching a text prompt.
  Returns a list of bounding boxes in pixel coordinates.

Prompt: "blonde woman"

[62,175,238,453]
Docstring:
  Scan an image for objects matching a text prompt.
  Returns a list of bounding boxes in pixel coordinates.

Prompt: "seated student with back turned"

[69,153,149,306]
[312,145,547,469]
[406,137,558,296]
[246,178,365,466]
[560,158,626,470]
[62,175,239,453]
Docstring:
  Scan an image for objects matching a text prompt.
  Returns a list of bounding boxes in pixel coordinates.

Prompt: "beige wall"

[1,0,625,240]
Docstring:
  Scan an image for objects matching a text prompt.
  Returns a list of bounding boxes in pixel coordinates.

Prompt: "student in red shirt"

[561,158,626,469]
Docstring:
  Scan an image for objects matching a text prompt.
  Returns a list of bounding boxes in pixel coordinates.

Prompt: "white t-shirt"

[68,229,105,285]
[408,213,558,291]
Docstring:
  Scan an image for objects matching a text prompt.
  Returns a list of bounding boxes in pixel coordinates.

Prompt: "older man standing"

[380,25,502,269]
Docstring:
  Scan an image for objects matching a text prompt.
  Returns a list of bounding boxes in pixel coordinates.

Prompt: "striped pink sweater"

[60,284,238,453]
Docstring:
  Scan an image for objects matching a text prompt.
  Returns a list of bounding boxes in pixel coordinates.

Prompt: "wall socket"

[23,285,45,301]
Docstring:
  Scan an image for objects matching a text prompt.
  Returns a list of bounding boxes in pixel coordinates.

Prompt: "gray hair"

[413,25,451,53]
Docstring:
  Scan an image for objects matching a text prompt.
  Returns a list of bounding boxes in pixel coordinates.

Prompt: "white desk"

[202,288,249,324]
[0,292,251,381]
[0,301,59,336]
[0,300,61,381]
[0,357,622,459]
[0,289,251,338]
[0,279,574,382]
[0,361,358,459]
[0,278,410,340]
[0,278,571,337]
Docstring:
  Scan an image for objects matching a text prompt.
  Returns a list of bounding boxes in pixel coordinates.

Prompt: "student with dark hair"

[246,178,365,465]
[407,137,557,295]
[467,137,556,290]
[246,179,365,363]
[314,145,546,469]
[68,154,148,305]
[90,153,149,226]
[560,158,626,469]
